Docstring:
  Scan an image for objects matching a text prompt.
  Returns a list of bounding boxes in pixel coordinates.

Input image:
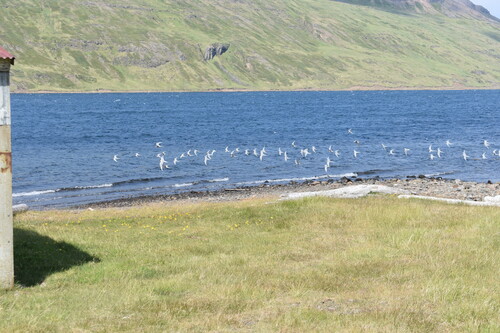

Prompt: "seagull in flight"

[159,155,169,170]
[334,150,341,158]
[445,140,452,147]
[381,143,387,151]
[353,150,360,158]
[483,140,490,148]
[113,155,119,162]
[347,128,353,135]
[462,150,469,161]
[134,153,141,157]
[155,142,162,148]
[284,151,290,162]
[404,148,410,156]
[259,148,266,161]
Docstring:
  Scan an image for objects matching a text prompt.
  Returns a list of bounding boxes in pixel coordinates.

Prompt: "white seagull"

[155,142,162,148]
[445,140,452,147]
[353,150,360,158]
[159,156,169,170]
[462,150,469,161]
[113,155,119,162]
[404,148,410,156]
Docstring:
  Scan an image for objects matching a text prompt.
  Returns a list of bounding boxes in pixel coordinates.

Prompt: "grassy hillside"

[3,196,499,331]
[1,0,499,92]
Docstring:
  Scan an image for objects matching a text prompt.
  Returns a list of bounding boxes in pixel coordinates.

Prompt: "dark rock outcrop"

[203,43,230,61]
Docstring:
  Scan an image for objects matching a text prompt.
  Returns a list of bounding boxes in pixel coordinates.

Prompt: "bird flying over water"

[462,150,469,161]
[159,155,169,170]
[155,142,162,148]
[113,155,119,162]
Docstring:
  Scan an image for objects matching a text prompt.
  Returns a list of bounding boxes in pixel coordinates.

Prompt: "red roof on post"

[0,46,15,65]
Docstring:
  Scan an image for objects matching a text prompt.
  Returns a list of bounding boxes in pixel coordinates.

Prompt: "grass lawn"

[1,196,499,332]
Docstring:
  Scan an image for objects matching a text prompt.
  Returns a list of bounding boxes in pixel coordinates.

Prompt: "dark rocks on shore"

[74,176,500,210]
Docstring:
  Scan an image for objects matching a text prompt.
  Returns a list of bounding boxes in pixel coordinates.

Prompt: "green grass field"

[2,196,499,331]
[1,0,499,92]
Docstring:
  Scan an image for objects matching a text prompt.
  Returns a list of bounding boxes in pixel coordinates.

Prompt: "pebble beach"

[79,176,500,209]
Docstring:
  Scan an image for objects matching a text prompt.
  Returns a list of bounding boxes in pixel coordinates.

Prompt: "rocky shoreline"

[78,176,500,209]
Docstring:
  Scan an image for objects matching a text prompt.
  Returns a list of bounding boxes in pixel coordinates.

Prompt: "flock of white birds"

[112,129,498,173]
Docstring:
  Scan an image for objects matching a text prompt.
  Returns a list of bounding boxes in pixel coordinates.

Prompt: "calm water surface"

[11,90,500,209]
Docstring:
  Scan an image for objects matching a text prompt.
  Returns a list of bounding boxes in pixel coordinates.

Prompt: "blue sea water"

[10,90,500,209]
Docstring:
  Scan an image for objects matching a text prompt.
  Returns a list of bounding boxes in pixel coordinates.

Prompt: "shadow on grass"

[14,228,100,287]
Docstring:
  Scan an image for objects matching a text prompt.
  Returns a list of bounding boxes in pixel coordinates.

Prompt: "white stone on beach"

[398,195,500,207]
[13,204,28,213]
[282,185,410,200]
[281,185,500,207]
[483,195,500,204]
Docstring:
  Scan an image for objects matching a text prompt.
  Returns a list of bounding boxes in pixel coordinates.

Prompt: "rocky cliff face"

[203,43,230,61]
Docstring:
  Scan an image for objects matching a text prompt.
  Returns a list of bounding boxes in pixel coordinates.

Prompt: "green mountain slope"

[1,0,499,92]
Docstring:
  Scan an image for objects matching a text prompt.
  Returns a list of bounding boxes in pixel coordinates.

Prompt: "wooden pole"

[0,58,13,289]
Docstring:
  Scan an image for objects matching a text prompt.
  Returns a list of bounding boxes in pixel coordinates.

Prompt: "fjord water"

[11,90,499,209]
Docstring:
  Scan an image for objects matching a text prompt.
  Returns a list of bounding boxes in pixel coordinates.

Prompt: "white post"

[0,58,13,289]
